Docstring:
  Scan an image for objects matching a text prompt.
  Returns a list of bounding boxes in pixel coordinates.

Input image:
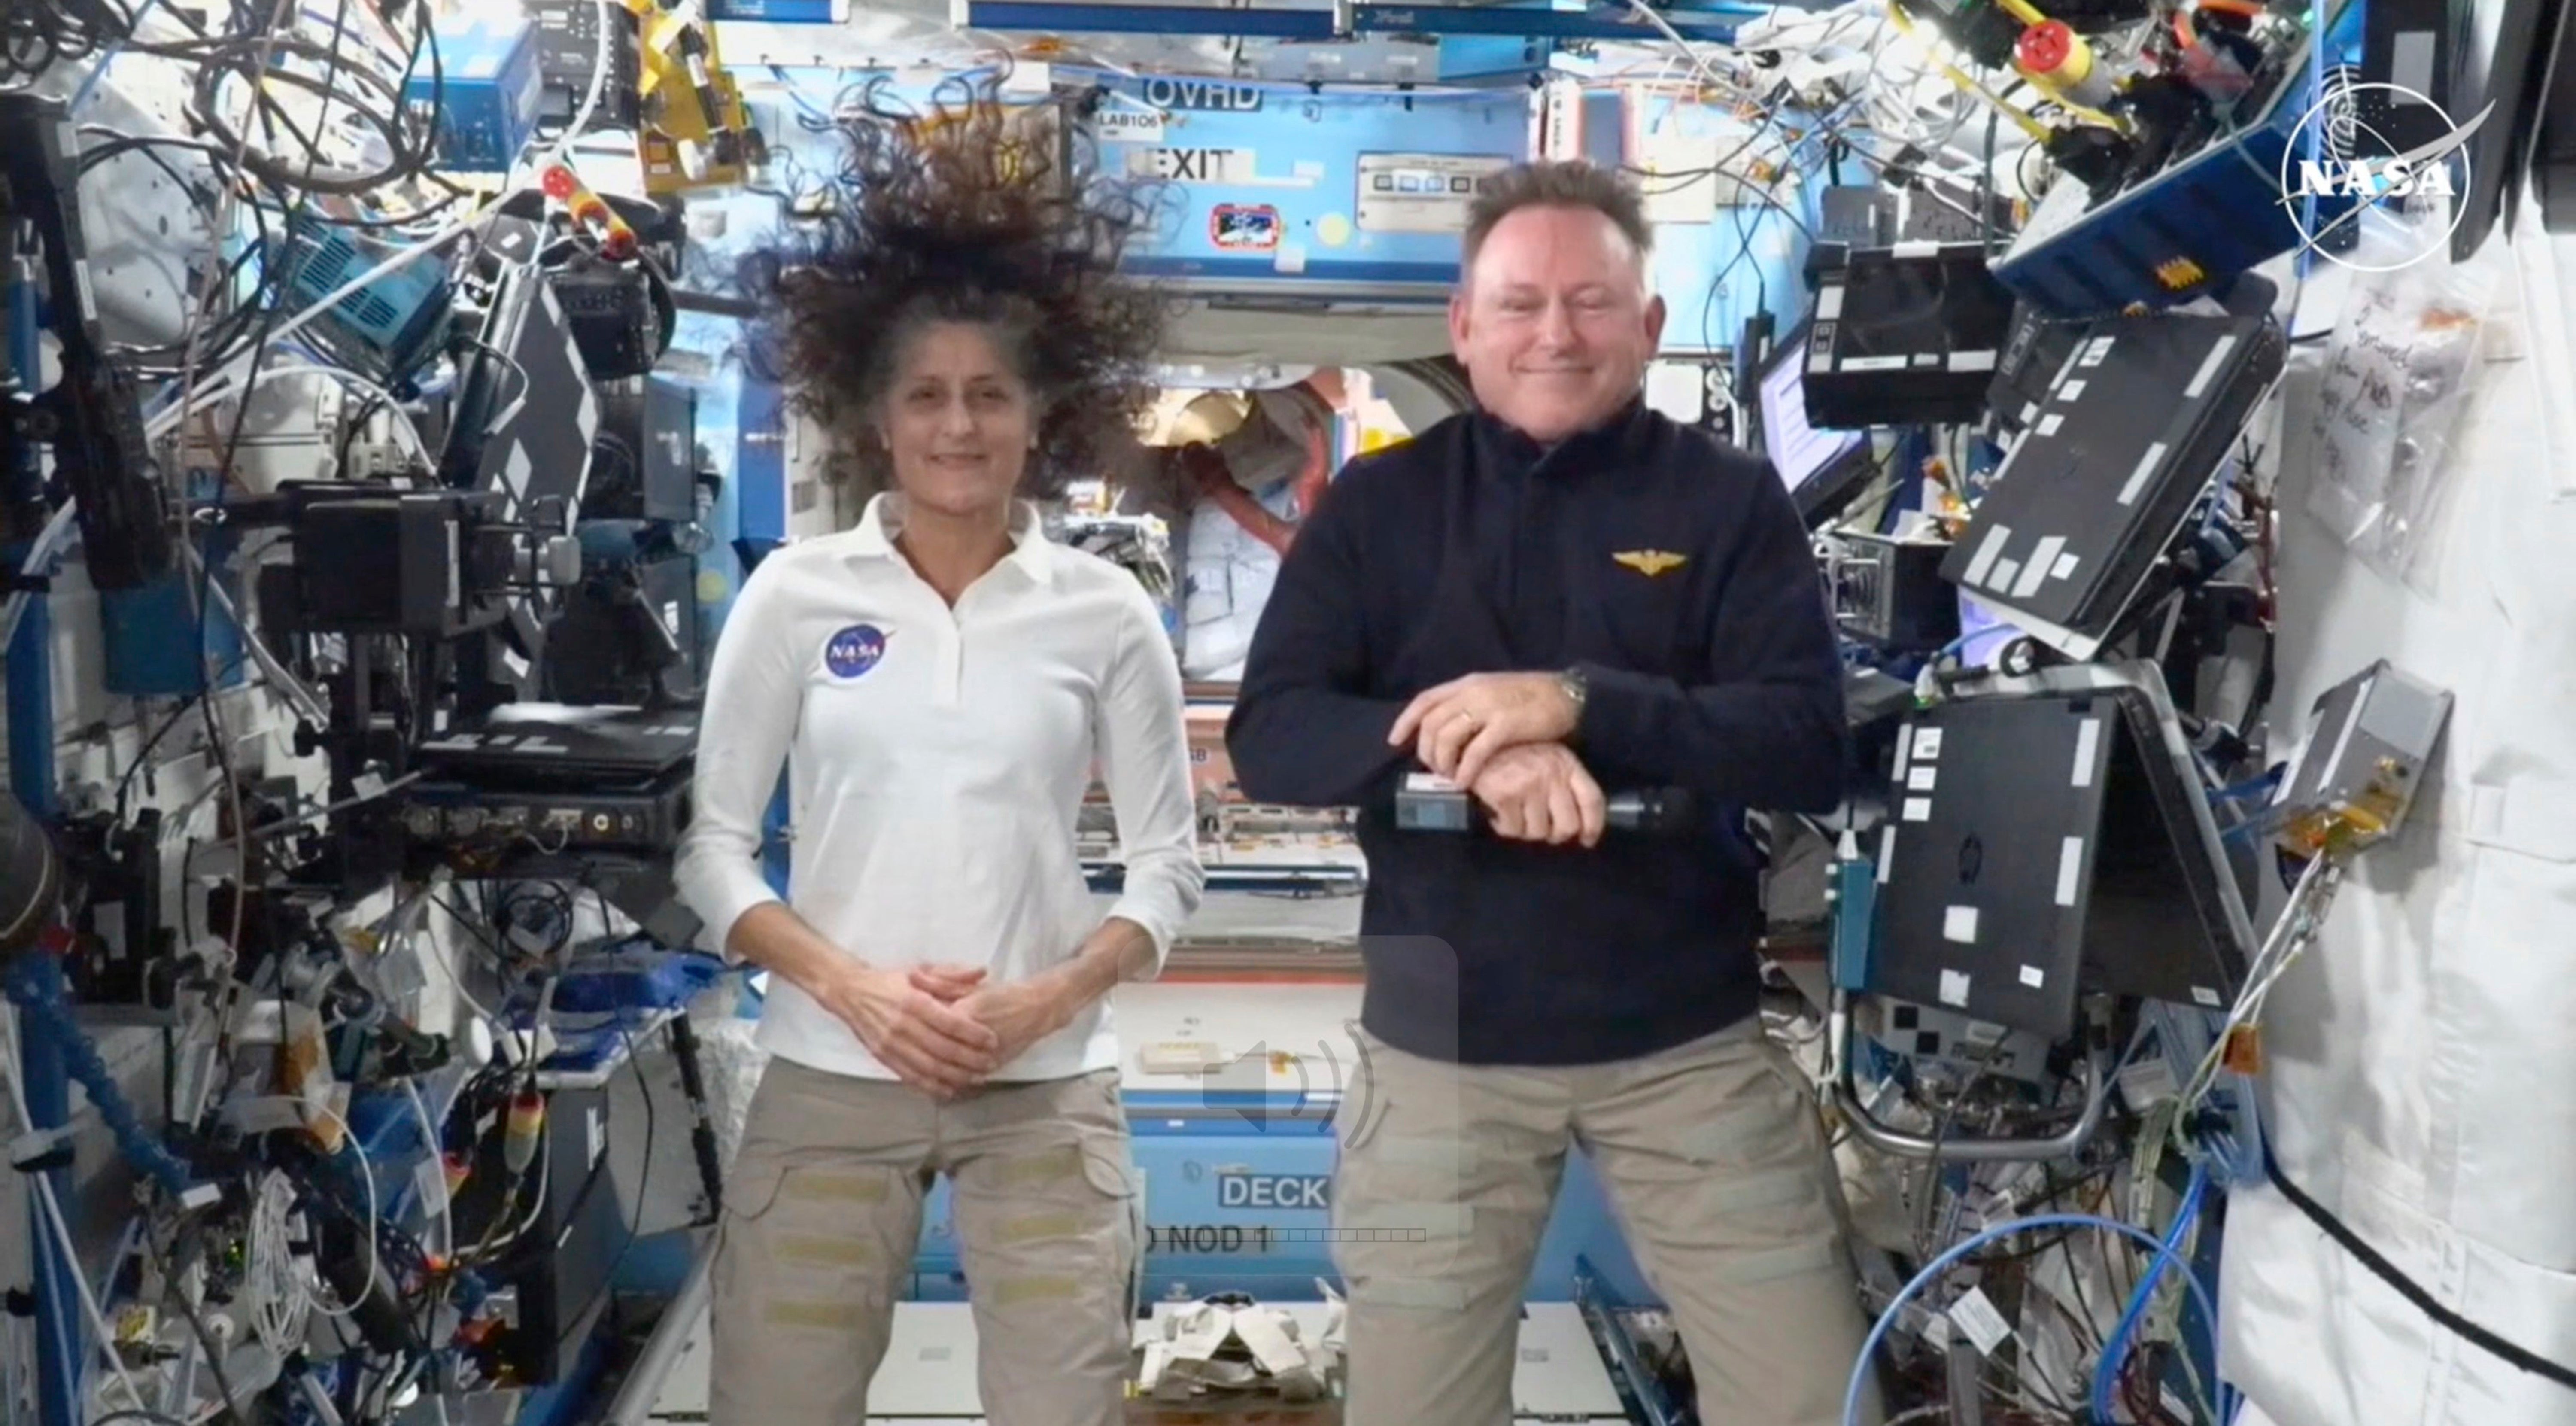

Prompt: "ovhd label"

[1216,1173,1331,1209]
[1140,77,1261,111]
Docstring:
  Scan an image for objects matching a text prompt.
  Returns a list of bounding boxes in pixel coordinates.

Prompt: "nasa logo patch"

[823,623,888,680]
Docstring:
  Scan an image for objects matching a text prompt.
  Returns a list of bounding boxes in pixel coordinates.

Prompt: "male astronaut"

[1227,161,1878,1426]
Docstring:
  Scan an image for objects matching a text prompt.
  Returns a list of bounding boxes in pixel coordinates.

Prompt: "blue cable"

[1843,1212,2226,1426]
[3,958,198,1199]
[2090,1162,2215,1421]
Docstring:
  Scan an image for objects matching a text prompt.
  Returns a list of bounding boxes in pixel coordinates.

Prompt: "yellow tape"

[988,1144,1083,1190]
[775,1234,877,1268]
[766,1299,870,1331]
[783,1170,892,1205]
[991,1211,1088,1247]
[990,1275,1082,1308]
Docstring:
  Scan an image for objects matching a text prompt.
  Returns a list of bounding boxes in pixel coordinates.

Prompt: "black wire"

[166,19,433,196]
[284,1138,437,1355]
[115,690,210,821]
[1909,1037,2014,1258]
[293,189,467,230]
[66,129,286,375]
[1979,104,1999,255]
[476,1075,614,1278]
[555,1025,655,1356]
[2268,1155,2576,1392]
[0,0,143,82]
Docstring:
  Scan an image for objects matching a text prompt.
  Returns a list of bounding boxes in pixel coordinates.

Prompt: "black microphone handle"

[1393,783,1695,835]
[1604,788,1697,834]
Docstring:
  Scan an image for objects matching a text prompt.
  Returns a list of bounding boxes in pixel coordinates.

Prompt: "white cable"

[0,502,82,658]
[414,888,503,1030]
[250,1171,313,1356]
[0,1006,154,1413]
[1622,0,1766,103]
[553,0,617,168]
[147,204,495,442]
[200,575,327,727]
[241,771,423,839]
[2177,855,2337,1114]
[498,0,618,234]
[244,362,438,469]
[177,537,331,729]
[498,1116,553,1252]
[405,1079,455,1265]
[289,1096,387,1319]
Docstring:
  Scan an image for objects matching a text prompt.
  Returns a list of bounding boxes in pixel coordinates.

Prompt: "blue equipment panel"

[1105,82,1528,295]
[278,216,453,379]
[731,376,788,547]
[1829,849,1878,994]
[1991,5,2360,316]
[105,466,244,697]
[906,1092,1654,1307]
[406,15,545,172]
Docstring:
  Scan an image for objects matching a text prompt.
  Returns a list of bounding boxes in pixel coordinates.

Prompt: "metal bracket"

[1829,991,2111,1162]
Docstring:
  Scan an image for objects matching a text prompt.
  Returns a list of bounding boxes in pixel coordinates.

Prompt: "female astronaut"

[673,84,1205,1425]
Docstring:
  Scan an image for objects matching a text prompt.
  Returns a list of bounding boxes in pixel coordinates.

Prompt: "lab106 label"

[1216,1172,1331,1209]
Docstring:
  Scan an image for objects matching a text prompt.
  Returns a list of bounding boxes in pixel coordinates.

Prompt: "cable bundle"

[1,0,144,86]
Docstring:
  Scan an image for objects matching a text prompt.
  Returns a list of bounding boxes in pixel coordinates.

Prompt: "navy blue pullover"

[1225,401,1847,1067]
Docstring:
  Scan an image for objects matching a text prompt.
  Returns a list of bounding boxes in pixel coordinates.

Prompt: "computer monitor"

[1871,668,2256,1040]
[1755,322,1876,528]
[2454,0,2574,259]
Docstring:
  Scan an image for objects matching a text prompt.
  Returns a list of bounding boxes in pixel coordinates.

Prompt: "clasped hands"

[1388,671,1604,848]
[812,961,1070,1099]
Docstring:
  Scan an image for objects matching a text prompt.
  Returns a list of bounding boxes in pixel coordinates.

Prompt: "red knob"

[2018,19,2075,74]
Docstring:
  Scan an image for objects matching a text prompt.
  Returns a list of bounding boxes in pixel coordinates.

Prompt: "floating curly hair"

[744,76,1169,501]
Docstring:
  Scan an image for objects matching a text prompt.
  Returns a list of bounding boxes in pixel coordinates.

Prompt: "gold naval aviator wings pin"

[1613,549,1688,577]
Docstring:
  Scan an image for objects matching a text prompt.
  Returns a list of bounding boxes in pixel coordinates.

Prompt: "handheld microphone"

[1394,776,1698,836]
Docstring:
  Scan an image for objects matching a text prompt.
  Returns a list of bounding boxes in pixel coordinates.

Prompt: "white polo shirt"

[674,493,1205,1082]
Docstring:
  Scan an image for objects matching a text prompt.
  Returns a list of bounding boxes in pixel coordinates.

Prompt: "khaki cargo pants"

[1334,1017,1880,1426]
[709,1058,1139,1426]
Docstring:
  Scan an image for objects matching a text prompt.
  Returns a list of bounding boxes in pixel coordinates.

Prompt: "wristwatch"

[1556,666,1589,726]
